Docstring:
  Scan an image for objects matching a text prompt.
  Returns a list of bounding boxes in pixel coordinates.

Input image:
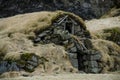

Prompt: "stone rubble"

[0,54,41,74]
[0,14,119,75]
[33,16,103,73]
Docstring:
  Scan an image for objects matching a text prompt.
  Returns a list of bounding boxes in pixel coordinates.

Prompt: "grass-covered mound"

[0,11,86,37]
[0,11,120,78]
[92,39,120,73]
[93,27,120,46]
[0,11,85,77]
[103,27,120,46]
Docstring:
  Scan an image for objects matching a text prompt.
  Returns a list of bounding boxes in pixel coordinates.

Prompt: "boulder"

[0,61,8,74]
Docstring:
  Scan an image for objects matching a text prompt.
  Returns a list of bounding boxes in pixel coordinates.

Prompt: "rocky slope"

[0,0,119,19]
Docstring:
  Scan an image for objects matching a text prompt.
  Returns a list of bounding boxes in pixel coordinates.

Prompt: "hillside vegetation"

[0,11,120,79]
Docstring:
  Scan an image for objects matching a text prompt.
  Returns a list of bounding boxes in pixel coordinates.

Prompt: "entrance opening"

[65,22,73,34]
[69,52,85,72]
[77,53,84,71]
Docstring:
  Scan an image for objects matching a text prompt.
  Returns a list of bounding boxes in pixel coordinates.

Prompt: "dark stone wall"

[0,0,117,19]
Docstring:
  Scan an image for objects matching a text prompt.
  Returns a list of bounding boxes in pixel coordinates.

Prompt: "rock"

[75,43,84,52]
[71,59,78,69]
[83,55,87,60]
[44,36,51,40]
[84,50,99,55]
[88,61,98,68]
[8,62,20,71]
[69,53,77,59]
[25,64,34,72]
[83,61,88,66]
[62,40,69,45]
[70,47,77,53]
[60,32,71,40]
[38,32,47,37]
[83,53,102,61]
[68,53,78,69]
[76,32,84,36]
[34,38,41,43]
[84,61,98,68]
[44,30,51,33]
[51,37,60,43]
[31,56,38,63]
[90,54,102,60]
[82,2,91,8]
[27,61,38,67]
[88,67,101,73]
[0,61,8,74]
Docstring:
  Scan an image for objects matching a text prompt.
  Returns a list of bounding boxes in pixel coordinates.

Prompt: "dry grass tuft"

[0,11,86,36]
[92,39,120,72]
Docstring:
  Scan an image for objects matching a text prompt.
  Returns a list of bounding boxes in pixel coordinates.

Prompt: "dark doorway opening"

[77,53,84,71]
[65,22,73,34]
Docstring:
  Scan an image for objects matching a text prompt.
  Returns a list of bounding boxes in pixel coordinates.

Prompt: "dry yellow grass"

[85,16,120,33]
[0,11,86,61]
[0,11,84,75]
[92,39,120,72]
[101,8,120,18]
[0,11,85,36]
[0,10,120,77]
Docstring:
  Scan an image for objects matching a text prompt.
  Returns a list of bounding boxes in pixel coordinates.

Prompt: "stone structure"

[0,11,119,75]
[34,15,102,73]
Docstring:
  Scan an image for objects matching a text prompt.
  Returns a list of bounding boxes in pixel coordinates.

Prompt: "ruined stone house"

[38,14,120,73]
[0,11,119,75]
[34,14,101,73]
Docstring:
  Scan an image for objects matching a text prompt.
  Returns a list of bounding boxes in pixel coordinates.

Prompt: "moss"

[19,53,48,72]
[17,60,26,67]
[84,30,91,38]
[19,53,38,72]
[21,53,34,61]
[104,27,120,46]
